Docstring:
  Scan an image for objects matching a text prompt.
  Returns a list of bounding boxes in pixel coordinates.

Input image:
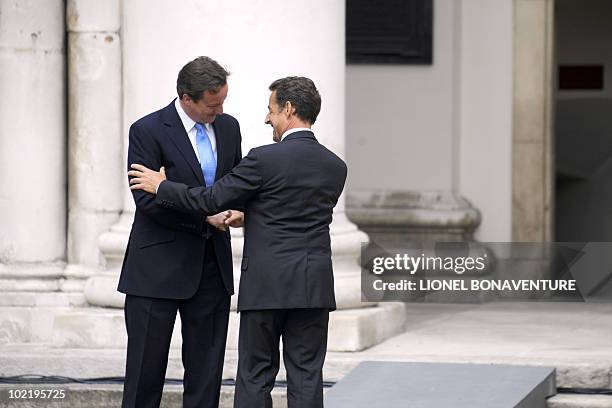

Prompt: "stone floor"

[1,301,611,407]
[357,302,612,389]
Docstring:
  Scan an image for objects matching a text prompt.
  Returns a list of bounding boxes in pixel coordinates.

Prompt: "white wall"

[122,0,346,158]
[346,0,458,192]
[121,0,514,242]
[458,0,513,241]
[346,0,513,242]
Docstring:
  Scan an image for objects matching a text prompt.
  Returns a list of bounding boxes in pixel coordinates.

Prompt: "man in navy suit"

[129,77,347,408]
[118,56,244,408]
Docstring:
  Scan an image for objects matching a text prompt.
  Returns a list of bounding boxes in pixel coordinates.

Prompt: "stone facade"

[0,0,406,353]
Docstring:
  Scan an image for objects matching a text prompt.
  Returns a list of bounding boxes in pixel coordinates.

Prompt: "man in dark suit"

[119,56,244,408]
[129,76,347,408]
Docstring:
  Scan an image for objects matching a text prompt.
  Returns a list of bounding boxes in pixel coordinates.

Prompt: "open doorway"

[554,0,612,298]
[555,0,612,242]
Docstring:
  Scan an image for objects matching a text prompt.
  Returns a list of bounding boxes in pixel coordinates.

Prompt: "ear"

[284,101,295,116]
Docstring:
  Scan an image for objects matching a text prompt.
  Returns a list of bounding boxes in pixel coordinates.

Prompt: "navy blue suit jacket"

[156,131,347,311]
[118,100,242,299]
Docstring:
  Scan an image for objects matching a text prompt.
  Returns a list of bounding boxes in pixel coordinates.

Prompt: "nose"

[265,114,270,124]
[216,105,223,115]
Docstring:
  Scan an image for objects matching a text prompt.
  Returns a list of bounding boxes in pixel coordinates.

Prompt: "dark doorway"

[555,0,612,242]
[554,0,612,298]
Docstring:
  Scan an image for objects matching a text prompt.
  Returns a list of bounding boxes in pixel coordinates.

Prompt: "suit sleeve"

[156,148,262,215]
[127,122,205,234]
[232,122,245,212]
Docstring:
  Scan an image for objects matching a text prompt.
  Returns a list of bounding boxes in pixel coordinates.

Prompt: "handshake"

[206,209,244,231]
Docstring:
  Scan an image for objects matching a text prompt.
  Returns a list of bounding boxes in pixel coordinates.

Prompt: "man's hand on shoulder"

[225,210,244,228]
[129,164,167,194]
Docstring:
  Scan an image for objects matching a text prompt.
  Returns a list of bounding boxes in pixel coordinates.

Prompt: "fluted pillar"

[84,0,368,311]
[0,0,66,290]
[64,0,123,293]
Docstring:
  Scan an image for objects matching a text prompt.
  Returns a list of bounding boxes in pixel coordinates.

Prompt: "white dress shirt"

[174,98,217,161]
[155,100,219,194]
[280,127,312,141]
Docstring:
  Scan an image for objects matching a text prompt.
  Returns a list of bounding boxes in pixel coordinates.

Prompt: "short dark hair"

[269,76,321,124]
[176,56,230,102]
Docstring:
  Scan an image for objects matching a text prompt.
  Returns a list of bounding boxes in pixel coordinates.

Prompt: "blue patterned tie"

[195,123,216,186]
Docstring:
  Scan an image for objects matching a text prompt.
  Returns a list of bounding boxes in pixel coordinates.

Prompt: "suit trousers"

[234,308,329,408]
[122,241,230,408]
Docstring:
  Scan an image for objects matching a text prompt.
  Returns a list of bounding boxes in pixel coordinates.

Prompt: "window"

[346,0,433,64]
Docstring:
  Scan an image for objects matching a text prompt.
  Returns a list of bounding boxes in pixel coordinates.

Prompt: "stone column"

[83,0,135,307]
[345,0,484,245]
[512,0,555,242]
[86,0,370,311]
[291,3,370,311]
[0,0,66,290]
[85,201,132,307]
[73,0,405,351]
[347,191,481,245]
[64,0,123,293]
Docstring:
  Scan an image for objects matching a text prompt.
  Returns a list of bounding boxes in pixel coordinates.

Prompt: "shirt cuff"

[155,180,165,194]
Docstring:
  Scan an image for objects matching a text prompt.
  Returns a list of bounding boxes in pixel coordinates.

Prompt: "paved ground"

[364,302,612,369]
[1,301,611,406]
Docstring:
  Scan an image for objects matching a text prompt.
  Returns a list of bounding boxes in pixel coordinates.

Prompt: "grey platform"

[324,361,556,408]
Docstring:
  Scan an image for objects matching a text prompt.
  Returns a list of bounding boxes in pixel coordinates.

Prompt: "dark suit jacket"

[118,100,242,299]
[156,130,347,311]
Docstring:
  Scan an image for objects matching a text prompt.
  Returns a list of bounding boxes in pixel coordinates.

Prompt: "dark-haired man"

[129,76,347,408]
[119,56,243,408]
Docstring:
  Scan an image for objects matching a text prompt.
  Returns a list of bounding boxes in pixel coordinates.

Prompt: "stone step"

[324,361,556,408]
[0,292,86,308]
[0,292,86,344]
[547,394,612,408]
[1,301,407,352]
[2,385,612,408]
[1,345,611,391]
[0,345,345,384]
[46,302,407,352]
[0,384,287,408]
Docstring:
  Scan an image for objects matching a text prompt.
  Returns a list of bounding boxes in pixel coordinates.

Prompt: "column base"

[83,273,124,308]
[329,212,371,310]
[0,263,65,292]
[84,212,131,307]
[347,189,482,244]
[51,302,407,352]
[61,263,98,292]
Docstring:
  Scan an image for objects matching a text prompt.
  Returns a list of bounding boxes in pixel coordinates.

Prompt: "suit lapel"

[162,102,205,185]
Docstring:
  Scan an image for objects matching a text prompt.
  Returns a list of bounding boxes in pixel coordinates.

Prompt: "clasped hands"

[206,209,243,231]
[128,163,243,231]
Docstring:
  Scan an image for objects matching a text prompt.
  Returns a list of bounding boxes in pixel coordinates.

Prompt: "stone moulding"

[346,190,481,239]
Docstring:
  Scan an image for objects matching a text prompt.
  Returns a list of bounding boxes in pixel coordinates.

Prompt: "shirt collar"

[280,127,312,141]
[174,98,196,134]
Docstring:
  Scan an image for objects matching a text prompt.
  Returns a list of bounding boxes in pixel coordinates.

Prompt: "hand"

[206,211,230,231]
[224,210,244,228]
[128,164,167,194]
